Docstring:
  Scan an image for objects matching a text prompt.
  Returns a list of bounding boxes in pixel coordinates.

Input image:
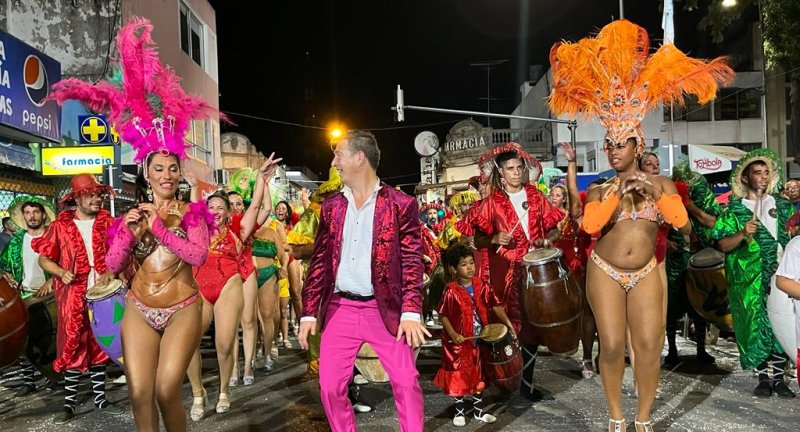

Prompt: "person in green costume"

[0,196,56,397]
[712,148,796,398]
[663,160,722,365]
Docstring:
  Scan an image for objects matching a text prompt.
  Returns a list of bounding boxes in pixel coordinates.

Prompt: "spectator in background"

[0,216,16,251]
[783,179,800,212]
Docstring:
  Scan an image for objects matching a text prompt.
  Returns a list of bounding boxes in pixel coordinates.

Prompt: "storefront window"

[738,88,762,119]
[716,89,738,120]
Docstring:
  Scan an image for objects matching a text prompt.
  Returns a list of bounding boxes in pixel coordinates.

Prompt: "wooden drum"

[687,248,733,331]
[0,279,28,369]
[521,248,583,356]
[355,342,420,383]
[480,332,522,393]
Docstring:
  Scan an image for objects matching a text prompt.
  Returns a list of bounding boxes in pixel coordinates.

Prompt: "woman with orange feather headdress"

[549,20,733,432]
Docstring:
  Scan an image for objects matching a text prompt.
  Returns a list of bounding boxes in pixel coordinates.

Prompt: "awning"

[687,145,746,175]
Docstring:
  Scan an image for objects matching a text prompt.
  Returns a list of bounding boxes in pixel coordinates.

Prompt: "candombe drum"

[24,294,59,381]
[0,279,28,369]
[479,324,522,393]
[85,279,127,366]
[686,248,734,331]
[521,248,582,356]
[768,276,798,366]
[355,343,421,383]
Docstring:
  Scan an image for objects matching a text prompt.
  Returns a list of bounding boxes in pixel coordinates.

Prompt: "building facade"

[0,0,221,214]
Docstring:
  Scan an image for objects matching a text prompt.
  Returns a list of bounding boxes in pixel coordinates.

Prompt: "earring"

[146,182,153,202]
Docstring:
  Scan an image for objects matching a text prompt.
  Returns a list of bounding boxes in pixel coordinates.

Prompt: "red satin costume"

[433,278,499,396]
[456,200,490,285]
[32,209,113,373]
[470,184,564,344]
[421,226,440,276]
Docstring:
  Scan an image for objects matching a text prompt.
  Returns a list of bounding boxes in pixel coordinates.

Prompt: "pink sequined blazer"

[302,183,424,335]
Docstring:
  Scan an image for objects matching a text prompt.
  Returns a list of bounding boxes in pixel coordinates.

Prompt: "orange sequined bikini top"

[603,176,663,224]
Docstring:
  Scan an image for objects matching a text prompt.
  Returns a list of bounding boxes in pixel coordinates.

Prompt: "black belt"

[336,291,375,302]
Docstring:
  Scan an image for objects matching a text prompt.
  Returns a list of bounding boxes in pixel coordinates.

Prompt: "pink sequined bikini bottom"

[590,250,656,292]
[129,292,199,332]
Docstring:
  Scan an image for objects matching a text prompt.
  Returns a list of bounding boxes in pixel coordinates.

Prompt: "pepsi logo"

[24,55,48,107]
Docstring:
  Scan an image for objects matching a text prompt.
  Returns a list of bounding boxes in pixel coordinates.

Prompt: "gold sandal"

[190,389,207,422]
[609,418,626,432]
[216,392,231,413]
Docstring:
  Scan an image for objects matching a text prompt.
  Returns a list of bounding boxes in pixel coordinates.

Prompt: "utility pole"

[469,60,508,127]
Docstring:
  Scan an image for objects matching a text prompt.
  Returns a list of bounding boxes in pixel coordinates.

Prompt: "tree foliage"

[676,0,800,71]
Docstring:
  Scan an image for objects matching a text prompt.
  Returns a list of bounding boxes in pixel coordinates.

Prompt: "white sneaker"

[452,415,466,427]
[271,347,279,358]
[353,374,368,385]
[112,375,127,385]
[353,402,372,413]
[474,413,497,423]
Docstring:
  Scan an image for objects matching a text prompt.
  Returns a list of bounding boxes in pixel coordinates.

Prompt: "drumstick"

[747,191,762,242]
[496,202,529,253]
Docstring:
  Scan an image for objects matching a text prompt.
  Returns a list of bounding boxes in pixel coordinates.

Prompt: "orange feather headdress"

[548,20,734,147]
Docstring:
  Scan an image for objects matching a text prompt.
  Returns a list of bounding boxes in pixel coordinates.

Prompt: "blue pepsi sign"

[0,30,62,142]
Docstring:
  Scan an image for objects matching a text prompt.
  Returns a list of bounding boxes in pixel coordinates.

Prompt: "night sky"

[208,0,730,190]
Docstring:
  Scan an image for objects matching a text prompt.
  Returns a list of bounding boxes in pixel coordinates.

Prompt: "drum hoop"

[529,310,583,328]
[0,293,23,313]
[480,323,508,343]
[523,248,563,265]
[85,280,124,301]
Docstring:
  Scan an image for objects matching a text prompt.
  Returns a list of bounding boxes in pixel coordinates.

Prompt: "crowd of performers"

[4,17,800,432]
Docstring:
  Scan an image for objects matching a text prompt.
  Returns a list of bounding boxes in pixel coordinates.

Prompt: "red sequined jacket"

[302,183,425,335]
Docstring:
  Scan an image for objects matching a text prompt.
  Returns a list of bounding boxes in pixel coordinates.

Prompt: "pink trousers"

[319,297,424,432]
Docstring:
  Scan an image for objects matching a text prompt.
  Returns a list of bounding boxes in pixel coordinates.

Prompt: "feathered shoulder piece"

[49,17,221,162]
[548,19,734,145]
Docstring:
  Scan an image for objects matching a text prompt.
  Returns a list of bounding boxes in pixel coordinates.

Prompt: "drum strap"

[521,345,538,393]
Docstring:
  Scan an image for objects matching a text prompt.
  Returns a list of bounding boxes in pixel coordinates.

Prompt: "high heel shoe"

[190,389,207,422]
[634,418,654,432]
[216,392,231,413]
[581,359,595,379]
[609,418,626,432]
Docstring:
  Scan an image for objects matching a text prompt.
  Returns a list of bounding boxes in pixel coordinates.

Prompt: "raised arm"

[560,142,583,221]
[240,153,282,240]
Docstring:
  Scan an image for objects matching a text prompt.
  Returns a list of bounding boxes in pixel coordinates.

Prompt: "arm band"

[657,194,689,228]
[581,194,620,234]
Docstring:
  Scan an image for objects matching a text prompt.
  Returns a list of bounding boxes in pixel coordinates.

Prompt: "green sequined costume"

[712,184,792,372]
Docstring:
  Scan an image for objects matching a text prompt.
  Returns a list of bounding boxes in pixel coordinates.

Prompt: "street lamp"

[721,0,737,8]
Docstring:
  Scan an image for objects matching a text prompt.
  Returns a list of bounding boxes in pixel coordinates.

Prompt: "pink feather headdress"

[49,17,221,163]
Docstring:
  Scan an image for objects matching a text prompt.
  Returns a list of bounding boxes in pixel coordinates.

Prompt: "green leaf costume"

[710,149,789,369]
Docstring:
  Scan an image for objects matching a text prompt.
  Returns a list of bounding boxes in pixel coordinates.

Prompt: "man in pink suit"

[299,130,430,432]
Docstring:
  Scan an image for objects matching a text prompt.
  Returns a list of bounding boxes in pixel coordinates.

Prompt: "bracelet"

[567,159,576,163]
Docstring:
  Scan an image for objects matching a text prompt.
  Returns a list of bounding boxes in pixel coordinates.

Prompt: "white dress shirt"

[302,180,420,322]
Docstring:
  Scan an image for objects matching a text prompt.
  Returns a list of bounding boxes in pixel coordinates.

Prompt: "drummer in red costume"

[33,174,124,424]
[434,243,514,426]
[469,142,565,402]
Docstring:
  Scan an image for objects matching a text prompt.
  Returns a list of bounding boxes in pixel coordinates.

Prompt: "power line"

[225,111,461,132]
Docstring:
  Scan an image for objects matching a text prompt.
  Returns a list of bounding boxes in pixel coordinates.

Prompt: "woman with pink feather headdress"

[49,17,232,431]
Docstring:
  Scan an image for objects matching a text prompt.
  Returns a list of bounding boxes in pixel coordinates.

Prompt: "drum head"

[480,323,508,343]
[85,279,124,301]
[523,248,562,265]
[689,248,724,269]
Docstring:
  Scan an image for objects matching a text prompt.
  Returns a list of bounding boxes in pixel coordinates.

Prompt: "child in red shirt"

[434,243,515,427]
